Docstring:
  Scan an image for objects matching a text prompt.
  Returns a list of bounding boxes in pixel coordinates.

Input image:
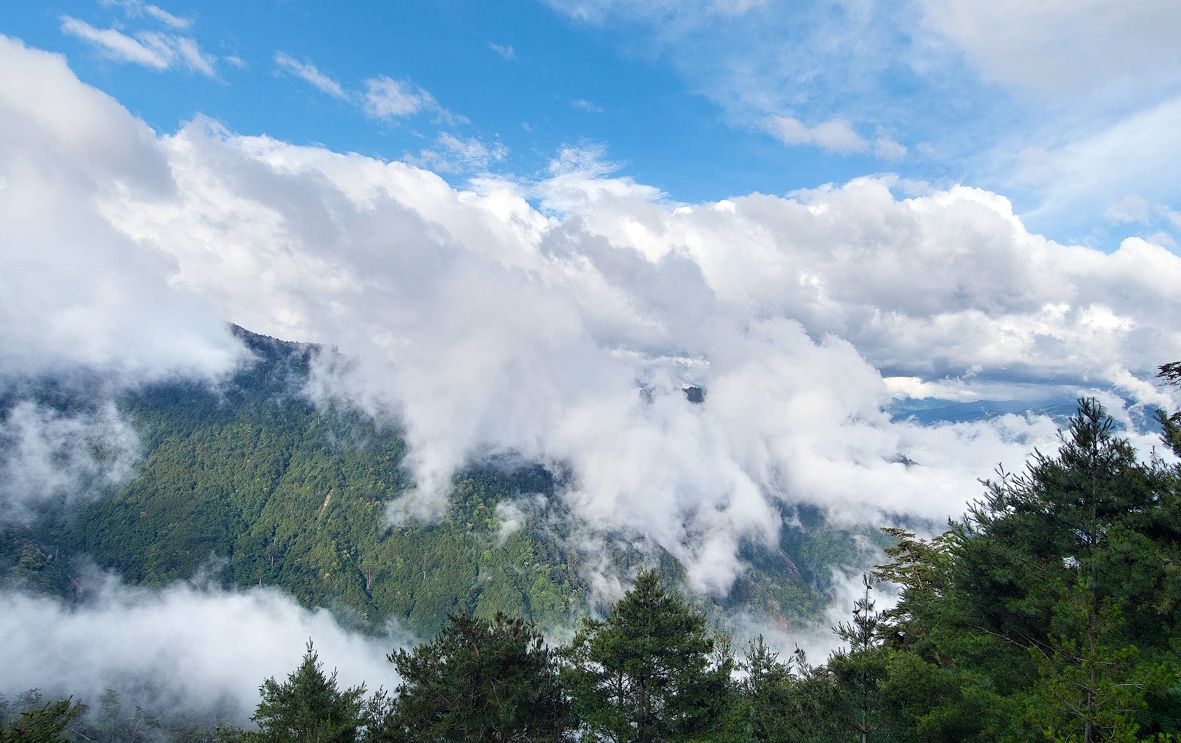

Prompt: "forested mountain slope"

[0,327,868,636]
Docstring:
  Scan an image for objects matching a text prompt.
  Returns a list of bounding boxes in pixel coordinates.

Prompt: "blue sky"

[3,0,1180,249]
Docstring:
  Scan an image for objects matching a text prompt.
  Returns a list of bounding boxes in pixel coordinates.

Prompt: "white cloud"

[0,402,140,524]
[363,76,435,119]
[61,16,169,70]
[0,580,403,721]
[1009,95,1181,238]
[407,133,509,173]
[542,0,1180,242]
[102,0,193,30]
[873,134,907,160]
[1105,195,1151,224]
[546,0,766,24]
[271,56,462,125]
[60,16,215,76]
[572,98,603,113]
[488,42,517,61]
[140,3,192,29]
[763,115,864,155]
[101,121,1181,591]
[918,0,1181,97]
[0,35,243,380]
[762,115,905,159]
[275,52,347,99]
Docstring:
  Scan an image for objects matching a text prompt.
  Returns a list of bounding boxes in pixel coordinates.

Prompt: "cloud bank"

[3,34,1180,601]
[0,579,403,722]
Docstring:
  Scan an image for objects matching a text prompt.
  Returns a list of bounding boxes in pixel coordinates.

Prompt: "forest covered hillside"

[0,326,879,638]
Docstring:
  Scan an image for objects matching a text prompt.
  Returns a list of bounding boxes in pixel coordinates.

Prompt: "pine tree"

[562,568,734,743]
[371,611,568,743]
[0,693,83,743]
[244,640,366,743]
[828,576,895,743]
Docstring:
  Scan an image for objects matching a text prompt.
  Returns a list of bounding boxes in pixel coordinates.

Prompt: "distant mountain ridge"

[0,326,881,637]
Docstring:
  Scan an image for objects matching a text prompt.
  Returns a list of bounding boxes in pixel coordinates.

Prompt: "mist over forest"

[2,11,1181,740]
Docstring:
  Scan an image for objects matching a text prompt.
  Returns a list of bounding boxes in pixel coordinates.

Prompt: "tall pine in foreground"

[238,641,366,743]
[370,611,569,743]
[562,567,734,743]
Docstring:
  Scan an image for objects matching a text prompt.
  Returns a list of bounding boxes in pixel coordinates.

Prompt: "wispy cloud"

[488,42,517,61]
[407,133,509,173]
[364,76,435,119]
[273,54,462,124]
[918,0,1181,98]
[1105,195,1151,225]
[762,115,904,159]
[571,98,603,113]
[101,0,193,30]
[60,16,215,76]
[274,52,347,99]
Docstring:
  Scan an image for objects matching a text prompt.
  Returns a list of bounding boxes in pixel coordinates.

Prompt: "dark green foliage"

[1158,363,1181,459]
[562,568,735,743]
[828,577,898,743]
[734,637,799,742]
[0,692,82,743]
[371,611,570,743]
[0,530,74,596]
[2,328,588,636]
[866,398,1181,742]
[241,641,366,743]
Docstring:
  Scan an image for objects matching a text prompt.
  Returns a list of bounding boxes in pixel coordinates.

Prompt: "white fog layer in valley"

[0,579,404,721]
[1,31,1181,705]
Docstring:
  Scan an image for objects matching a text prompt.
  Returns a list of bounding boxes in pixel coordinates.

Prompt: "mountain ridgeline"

[0,326,865,636]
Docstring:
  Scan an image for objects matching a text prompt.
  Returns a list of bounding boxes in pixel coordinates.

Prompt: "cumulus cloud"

[0,35,244,381]
[60,16,215,76]
[6,35,1181,597]
[0,579,403,721]
[99,121,1181,590]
